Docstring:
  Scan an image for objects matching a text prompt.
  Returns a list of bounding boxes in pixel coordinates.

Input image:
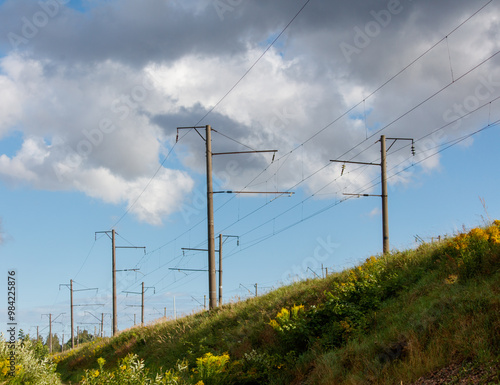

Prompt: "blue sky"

[0,0,499,344]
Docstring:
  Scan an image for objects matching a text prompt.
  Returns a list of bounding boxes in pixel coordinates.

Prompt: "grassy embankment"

[55,221,500,384]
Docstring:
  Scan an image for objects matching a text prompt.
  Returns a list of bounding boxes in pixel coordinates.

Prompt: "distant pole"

[112,229,117,335]
[218,234,223,306]
[206,124,217,310]
[164,307,166,318]
[36,326,39,341]
[49,314,52,354]
[173,296,176,320]
[70,279,74,349]
[141,282,145,325]
[204,295,207,311]
[62,334,64,352]
[134,314,136,326]
[380,135,389,254]
[254,283,258,297]
[101,313,104,338]
[77,326,79,347]
[325,267,328,277]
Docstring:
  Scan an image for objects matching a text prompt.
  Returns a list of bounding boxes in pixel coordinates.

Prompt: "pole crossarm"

[116,246,146,254]
[181,248,220,252]
[176,126,207,142]
[212,150,277,156]
[385,137,415,155]
[169,268,221,272]
[213,190,294,195]
[116,268,141,272]
[330,159,381,166]
[343,193,383,197]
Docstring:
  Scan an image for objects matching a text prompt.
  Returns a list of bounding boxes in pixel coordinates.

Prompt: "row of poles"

[57,127,413,344]
[180,125,414,311]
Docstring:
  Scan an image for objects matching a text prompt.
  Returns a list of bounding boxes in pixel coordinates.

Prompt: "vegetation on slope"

[55,221,500,384]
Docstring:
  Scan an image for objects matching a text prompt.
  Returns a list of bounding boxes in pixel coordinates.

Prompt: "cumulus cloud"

[0,0,499,223]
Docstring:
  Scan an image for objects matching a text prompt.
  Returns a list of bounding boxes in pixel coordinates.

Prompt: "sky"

[0,0,499,343]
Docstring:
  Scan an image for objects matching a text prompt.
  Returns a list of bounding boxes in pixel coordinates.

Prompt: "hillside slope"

[55,222,500,384]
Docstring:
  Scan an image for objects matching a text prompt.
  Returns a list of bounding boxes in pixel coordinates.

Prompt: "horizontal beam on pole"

[169,268,221,272]
[330,160,381,166]
[213,191,294,194]
[182,248,220,252]
[212,150,277,156]
[343,193,383,197]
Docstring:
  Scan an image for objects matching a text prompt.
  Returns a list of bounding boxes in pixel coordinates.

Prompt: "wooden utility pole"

[101,313,104,338]
[60,281,99,349]
[205,124,217,310]
[124,283,154,326]
[176,125,292,309]
[141,282,145,325]
[96,230,145,335]
[49,314,52,353]
[380,135,389,254]
[41,313,53,353]
[218,234,223,305]
[111,229,117,335]
[70,280,74,348]
[331,135,414,254]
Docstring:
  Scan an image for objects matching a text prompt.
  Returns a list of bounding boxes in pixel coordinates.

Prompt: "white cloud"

[0,0,499,222]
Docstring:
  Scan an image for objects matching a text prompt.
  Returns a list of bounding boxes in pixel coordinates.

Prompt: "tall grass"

[56,221,500,384]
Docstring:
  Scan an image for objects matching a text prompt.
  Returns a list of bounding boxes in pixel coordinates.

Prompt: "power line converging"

[46,1,499,339]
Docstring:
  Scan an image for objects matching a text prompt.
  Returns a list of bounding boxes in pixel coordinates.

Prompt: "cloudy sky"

[0,0,499,339]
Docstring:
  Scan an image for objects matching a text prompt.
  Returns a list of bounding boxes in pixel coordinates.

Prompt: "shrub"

[0,336,62,385]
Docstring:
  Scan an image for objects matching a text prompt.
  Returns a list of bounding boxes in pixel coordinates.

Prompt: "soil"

[408,361,499,384]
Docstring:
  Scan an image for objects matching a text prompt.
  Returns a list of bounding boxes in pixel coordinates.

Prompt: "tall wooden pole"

[112,229,117,335]
[218,234,223,306]
[141,282,145,325]
[70,279,74,349]
[48,314,52,354]
[206,125,217,310]
[380,135,389,254]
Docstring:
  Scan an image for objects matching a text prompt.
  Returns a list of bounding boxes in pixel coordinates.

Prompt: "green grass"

[55,221,500,384]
